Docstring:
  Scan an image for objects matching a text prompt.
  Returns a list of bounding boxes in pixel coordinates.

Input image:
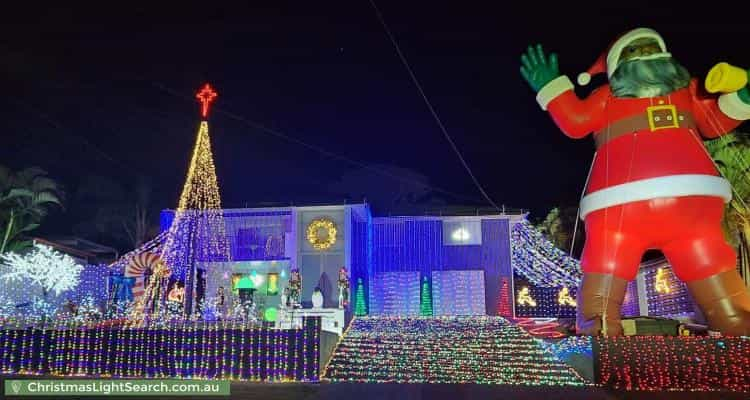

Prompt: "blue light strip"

[510,220,581,288]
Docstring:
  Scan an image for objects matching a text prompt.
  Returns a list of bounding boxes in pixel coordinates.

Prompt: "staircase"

[323,316,586,385]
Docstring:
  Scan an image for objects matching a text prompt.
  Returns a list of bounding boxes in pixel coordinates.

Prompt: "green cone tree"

[354,278,367,316]
[420,276,433,316]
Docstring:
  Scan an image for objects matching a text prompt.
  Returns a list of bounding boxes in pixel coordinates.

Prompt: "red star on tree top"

[196,83,218,118]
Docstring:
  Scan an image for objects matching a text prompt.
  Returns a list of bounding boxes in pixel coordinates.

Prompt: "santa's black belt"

[594,106,696,149]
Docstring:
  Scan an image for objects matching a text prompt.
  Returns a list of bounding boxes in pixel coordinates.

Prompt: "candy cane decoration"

[125,252,164,300]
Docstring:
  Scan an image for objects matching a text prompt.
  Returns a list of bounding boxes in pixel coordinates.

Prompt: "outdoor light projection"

[442,220,481,246]
[451,228,470,242]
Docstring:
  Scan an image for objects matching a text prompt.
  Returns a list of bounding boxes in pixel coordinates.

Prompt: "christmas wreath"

[306,218,337,250]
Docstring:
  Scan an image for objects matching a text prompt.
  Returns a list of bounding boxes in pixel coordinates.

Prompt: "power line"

[7,99,137,174]
[367,0,501,211]
[150,81,483,205]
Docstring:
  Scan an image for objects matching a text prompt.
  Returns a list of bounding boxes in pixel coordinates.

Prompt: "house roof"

[32,237,119,263]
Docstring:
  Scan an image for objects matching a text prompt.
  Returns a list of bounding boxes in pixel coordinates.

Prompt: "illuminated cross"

[196,83,218,118]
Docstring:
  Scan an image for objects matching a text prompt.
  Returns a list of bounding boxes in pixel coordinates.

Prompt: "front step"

[323,316,586,385]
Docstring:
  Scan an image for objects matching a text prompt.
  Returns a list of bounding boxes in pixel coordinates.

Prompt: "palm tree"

[536,206,585,257]
[705,132,750,288]
[537,208,567,248]
[0,166,63,254]
[123,177,156,248]
[72,175,158,249]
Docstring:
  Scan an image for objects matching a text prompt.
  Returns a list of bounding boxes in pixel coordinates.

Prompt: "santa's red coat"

[537,76,749,281]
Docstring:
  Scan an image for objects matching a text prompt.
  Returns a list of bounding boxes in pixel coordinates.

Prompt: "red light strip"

[196,83,218,118]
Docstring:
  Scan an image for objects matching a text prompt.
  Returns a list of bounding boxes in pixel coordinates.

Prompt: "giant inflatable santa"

[521,27,750,335]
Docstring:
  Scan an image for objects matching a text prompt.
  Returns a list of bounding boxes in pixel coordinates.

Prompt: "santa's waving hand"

[521,28,750,336]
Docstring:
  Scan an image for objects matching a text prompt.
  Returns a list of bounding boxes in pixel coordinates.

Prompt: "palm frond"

[5,188,34,200]
[32,192,62,207]
[708,132,750,273]
[30,177,61,194]
[0,165,11,191]
[12,167,49,186]
[17,223,40,234]
[3,240,33,254]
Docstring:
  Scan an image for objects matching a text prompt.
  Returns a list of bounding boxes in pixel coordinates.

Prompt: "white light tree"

[0,294,14,319]
[0,243,83,298]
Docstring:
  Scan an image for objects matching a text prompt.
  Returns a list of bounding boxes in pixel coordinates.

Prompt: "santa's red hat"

[577,27,669,86]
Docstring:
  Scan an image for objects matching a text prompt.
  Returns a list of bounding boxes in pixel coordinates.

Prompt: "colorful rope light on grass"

[324,316,586,385]
[542,336,592,361]
[0,318,320,381]
[514,318,565,339]
[597,336,750,391]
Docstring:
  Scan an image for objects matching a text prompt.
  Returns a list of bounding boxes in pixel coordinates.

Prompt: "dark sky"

[3,2,750,241]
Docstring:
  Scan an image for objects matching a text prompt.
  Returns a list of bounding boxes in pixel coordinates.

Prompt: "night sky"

[3,2,750,246]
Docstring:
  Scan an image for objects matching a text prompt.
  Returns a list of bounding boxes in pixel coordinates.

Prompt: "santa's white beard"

[609,57,691,98]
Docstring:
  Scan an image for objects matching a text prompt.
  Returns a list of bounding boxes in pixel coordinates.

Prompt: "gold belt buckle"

[647,104,679,131]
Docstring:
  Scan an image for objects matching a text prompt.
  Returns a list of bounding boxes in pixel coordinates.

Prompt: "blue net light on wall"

[432,270,485,316]
[513,274,577,318]
[643,261,692,316]
[509,220,583,318]
[369,217,511,316]
[510,220,582,288]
